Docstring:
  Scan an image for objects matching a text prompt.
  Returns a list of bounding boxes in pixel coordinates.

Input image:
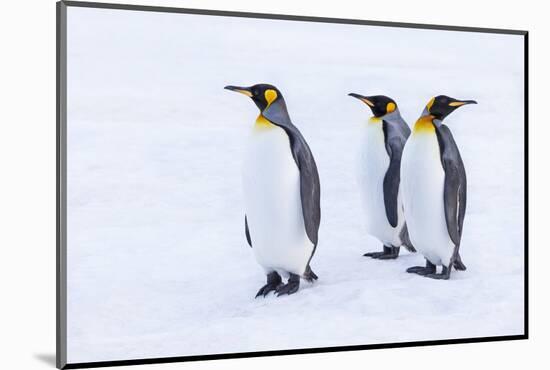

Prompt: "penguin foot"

[406,266,433,275]
[363,251,385,258]
[425,265,451,280]
[425,273,450,280]
[364,246,399,260]
[255,271,282,298]
[276,273,300,296]
[406,260,436,275]
[377,252,399,260]
[256,283,283,297]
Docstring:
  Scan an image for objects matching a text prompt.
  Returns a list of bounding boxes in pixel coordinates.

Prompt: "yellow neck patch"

[413,116,436,134]
[369,117,382,124]
[265,89,277,107]
[255,114,274,130]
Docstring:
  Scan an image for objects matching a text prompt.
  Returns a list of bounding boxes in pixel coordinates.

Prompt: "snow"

[65,6,525,364]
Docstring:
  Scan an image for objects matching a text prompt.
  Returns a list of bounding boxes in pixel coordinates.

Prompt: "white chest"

[242,123,313,275]
[401,132,454,266]
[243,124,298,190]
[358,121,390,184]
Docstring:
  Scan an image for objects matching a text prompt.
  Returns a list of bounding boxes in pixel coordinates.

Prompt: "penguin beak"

[449,99,478,107]
[224,85,253,97]
[348,93,374,107]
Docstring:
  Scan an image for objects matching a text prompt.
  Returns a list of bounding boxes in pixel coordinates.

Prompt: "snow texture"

[66,7,525,363]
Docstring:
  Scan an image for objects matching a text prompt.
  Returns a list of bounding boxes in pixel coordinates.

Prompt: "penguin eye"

[252,88,259,97]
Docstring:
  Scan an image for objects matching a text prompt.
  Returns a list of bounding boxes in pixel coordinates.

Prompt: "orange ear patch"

[264,89,278,106]
[386,102,396,113]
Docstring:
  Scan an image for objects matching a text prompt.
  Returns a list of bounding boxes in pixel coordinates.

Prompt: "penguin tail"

[403,243,416,253]
[304,265,318,282]
[453,253,467,271]
[399,223,417,253]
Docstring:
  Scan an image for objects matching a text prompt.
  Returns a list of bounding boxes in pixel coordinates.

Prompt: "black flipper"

[385,117,416,251]
[381,119,409,229]
[442,164,461,246]
[384,143,401,227]
[263,98,321,253]
[244,215,252,248]
[435,124,467,248]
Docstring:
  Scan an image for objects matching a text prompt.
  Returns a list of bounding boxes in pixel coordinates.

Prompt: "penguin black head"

[348,93,398,118]
[425,95,477,121]
[224,83,283,112]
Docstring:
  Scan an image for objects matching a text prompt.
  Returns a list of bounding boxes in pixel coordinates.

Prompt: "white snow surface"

[66,7,525,363]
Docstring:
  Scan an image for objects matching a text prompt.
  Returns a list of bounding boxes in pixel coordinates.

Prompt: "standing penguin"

[348,93,415,259]
[401,95,476,279]
[224,83,320,297]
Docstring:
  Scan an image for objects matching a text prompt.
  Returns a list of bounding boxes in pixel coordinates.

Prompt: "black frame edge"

[56,1,68,369]
[61,0,527,35]
[63,335,527,369]
[57,1,529,369]
[523,31,529,339]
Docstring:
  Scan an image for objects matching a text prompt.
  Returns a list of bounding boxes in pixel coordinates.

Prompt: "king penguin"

[224,83,320,297]
[348,93,416,259]
[401,95,476,279]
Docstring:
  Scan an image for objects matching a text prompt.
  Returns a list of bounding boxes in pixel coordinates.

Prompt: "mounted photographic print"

[56,1,528,368]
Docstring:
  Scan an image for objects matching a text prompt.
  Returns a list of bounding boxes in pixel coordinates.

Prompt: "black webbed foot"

[377,247,400,260]
[275,273,300,296]
[256,283,282,297]
[363,251,385,258]
[255,271,282,298]
[406,259,436,275]
[425,265,451,280]
[364,245,400,259]
[406,266,433,275]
